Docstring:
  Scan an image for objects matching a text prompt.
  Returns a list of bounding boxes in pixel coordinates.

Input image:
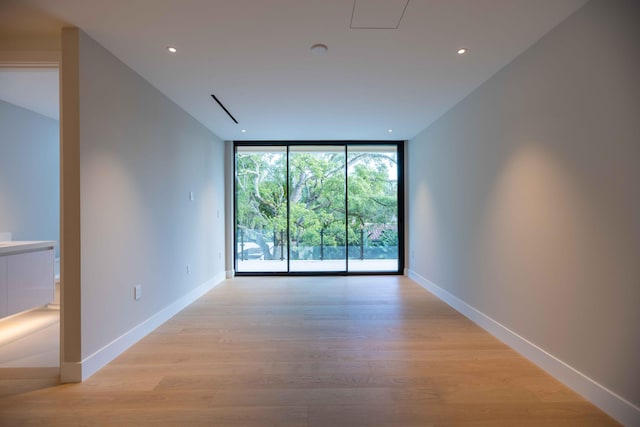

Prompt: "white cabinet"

[0,256,7,317]
[7,249,54,316]
[0,244,55,319]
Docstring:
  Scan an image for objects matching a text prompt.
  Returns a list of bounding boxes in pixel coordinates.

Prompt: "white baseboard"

[226,269,234,279]
[60,272,227,383]
[407,269,640,427]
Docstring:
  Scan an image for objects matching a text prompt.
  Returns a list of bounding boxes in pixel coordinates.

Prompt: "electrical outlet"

[218,252,222,260]
[134,284,142,301]
[189,191,194,201]
[217,210,220,218]
[186,264,191,275]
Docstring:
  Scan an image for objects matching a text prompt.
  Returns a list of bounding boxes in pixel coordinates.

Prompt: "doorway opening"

[234,142,404,275]
[0,67,60,377]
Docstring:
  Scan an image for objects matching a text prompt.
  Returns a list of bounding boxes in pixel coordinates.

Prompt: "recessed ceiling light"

[457,48,467,55]
[241,129,247,133]
[310,44,328,55]
[167,46,177,53]
[388,129,393,133]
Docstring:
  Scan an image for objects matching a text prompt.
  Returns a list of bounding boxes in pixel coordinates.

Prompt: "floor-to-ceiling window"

[234,142,403,275]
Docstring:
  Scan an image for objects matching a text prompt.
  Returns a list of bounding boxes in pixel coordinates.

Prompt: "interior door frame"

[0,54,65,373]
[233,141,405,276]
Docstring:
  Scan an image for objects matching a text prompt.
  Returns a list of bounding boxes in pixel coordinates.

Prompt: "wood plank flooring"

[0,276,617,426]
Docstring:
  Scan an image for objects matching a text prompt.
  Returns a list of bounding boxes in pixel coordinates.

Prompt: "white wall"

[0,99,59,255]
[62,30,225,377]
[407,0,639,424]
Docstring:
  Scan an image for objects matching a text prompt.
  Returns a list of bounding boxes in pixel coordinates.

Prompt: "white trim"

[226,269,235,279]
[407,269,640,427]
[0,51,60,68]
[60,362,82,383]
[60,272,226,383]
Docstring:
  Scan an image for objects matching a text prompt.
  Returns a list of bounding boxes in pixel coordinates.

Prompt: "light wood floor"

[0,276,617,426]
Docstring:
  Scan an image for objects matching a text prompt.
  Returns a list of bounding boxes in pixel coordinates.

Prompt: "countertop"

[0,241,56,256]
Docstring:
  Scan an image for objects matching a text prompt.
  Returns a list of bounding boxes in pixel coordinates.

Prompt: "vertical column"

[60,27,82,382]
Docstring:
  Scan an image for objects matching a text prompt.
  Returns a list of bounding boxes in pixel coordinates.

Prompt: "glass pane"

[289,146,347,272]
[347,145,399,272]
[235,146,288,272]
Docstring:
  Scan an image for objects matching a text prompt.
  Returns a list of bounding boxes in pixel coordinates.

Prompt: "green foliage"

[236,148,398,259]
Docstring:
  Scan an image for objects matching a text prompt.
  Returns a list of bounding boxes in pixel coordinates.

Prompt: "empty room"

[0,0,638,425]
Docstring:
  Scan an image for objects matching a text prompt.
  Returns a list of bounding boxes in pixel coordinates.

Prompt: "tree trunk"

[255,232,274,260]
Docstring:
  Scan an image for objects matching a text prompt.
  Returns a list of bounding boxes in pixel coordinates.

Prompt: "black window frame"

[233,140,405,276]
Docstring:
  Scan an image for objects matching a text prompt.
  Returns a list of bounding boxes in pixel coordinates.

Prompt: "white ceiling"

[17,0,588,140]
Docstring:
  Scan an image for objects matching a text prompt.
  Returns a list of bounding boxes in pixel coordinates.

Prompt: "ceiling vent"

[350,0,409,29]
[211,94,239,124]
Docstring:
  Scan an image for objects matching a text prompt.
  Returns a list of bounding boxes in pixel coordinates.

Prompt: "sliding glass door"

[235,142,402,275]
[347,145,399,272]
[289,145,347,272]
[235,146,288,272]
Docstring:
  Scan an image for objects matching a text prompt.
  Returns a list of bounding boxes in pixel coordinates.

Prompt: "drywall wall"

[0,99,59,256]
[408,0,639,422]
[61,29,225,376]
